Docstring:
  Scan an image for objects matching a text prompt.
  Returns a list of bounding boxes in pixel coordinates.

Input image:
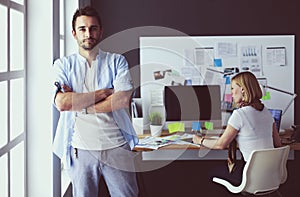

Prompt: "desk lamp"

[261,84,297,115]
[262,84,298,140]
[257,76,297,135]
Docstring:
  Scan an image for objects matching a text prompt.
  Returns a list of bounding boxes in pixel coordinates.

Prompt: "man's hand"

[87,90,132,113]
[55,84,114,112]
[61,84,73,92]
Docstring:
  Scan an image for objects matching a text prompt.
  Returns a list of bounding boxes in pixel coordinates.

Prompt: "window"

[0,1,26,197]
[59,0,65,58]
[0,4,8,72]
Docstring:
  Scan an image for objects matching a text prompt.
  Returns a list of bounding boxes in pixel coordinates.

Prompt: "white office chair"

[213,146,290,196]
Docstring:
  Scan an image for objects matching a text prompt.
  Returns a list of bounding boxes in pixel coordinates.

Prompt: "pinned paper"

[192,122,201,131]
[262,91,271,100]
[214,59,222,67]
[168,122,185,133]
[205,122,214,130]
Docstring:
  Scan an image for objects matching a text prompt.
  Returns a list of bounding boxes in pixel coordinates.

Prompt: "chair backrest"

[241,146,290,195]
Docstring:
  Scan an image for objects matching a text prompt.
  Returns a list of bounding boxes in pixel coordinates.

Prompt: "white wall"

[140,36,295,129]
[27,1,79,196]
[27,0,53,196]
[65,0,78,55]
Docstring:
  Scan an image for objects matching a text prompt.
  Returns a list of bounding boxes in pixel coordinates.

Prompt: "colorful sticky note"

[225,76,231,84]
[224,94,232,102]
[204,122,214,130]
[262,91,271,100]
[192,122,201,131]
[168,122,185,133]
[214,59,222,67]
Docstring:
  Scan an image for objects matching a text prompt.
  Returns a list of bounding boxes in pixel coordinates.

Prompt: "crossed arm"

[86,90,132,113]
[55,84,132,113]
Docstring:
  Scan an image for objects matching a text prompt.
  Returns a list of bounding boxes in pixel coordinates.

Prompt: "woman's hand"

[192,135,203,144]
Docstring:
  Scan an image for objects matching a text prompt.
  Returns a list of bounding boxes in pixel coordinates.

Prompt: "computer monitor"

[268,109,282,131]
[164,85,222,129]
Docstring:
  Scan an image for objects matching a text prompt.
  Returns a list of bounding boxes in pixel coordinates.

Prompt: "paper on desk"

[160,134,200,147]
[135,134,200,150]
[135,136,173,150]
[174,140,201,147]
[164,134,200,147]
[158,133,190,141]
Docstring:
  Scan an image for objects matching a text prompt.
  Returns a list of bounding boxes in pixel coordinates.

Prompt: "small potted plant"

[149,111,163,137]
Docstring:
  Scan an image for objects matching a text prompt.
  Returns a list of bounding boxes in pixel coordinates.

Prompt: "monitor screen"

[268,109,282,131]
[164,85,222,125]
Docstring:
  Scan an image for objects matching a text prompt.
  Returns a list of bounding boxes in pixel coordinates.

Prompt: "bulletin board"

[140,35,295,130]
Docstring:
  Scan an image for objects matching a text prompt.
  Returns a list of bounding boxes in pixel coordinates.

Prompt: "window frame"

[0,0,27,197]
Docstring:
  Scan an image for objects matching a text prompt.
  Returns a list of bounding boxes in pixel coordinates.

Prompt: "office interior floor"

[65,152,300,197]
[135,160,300,197]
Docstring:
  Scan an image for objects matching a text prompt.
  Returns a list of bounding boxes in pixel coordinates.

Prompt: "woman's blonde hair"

[231,71,264,111]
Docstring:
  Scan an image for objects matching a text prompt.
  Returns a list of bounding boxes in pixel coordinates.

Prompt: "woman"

[193,71,282,185]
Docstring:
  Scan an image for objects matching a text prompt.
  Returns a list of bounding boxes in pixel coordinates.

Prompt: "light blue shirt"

[51,49,138,168]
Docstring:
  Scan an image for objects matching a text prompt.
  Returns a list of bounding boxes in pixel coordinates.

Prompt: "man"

[52,6,139,197]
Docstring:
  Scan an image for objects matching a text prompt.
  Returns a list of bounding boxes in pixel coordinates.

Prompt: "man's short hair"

[72,6,102,31]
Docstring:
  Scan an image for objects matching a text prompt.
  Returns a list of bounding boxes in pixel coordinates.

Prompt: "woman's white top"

[228,106,274,161]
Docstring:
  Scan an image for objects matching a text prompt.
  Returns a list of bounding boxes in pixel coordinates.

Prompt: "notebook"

[268,109,282,131]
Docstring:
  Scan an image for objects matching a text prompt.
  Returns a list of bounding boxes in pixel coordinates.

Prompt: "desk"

[279,129,300,150]
[134,129,299,161]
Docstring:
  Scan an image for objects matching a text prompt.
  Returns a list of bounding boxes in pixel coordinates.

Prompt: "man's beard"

[80,38,100,50]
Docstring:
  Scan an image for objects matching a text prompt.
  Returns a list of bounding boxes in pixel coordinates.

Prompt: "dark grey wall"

[84,2,300,197]
[91,0,299,124]
[93,0,299,36]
